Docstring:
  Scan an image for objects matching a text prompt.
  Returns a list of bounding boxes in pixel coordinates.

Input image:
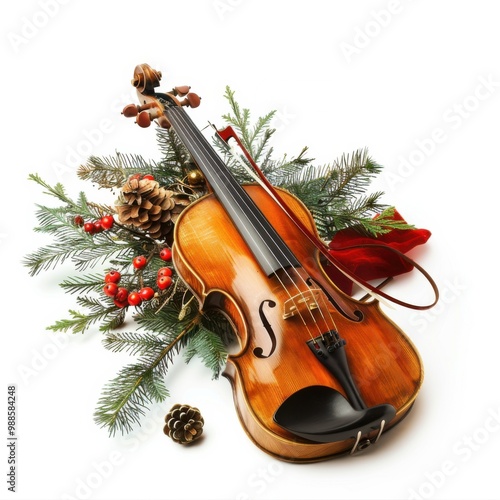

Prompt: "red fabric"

[323,211,431,295]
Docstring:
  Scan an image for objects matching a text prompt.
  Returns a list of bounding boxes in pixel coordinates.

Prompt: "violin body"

[173,184,423,462]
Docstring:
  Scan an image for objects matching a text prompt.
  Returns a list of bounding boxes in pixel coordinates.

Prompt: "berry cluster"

[155,247,173,289]
[103,246,174,309]
[103,269,156,308]
[75,214,115,235]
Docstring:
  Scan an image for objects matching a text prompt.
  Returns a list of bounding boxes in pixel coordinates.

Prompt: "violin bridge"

[283,289,322,319]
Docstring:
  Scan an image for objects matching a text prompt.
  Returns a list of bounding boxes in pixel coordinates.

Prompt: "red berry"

[100,215,114,230]
[93,221,104,233]
[143,174,155,180]
[133,255,147,269]
[105,270,121,283]
[74,215,84,226]
[128,292,143,307]
[157,267,172,278]
[114,287,129,303]
[139,287,155,301]
[114,298,128,309]
[159,248,172,261]
[103,283,118,297]
[84,222,95,233]
[157,275,172,290]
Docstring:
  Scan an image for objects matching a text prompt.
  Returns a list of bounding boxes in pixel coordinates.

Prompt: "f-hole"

[254,299,277,358]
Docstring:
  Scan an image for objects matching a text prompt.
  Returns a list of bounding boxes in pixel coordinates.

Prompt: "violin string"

[168,106,338,338]
[168,108,320,330]
[170,107,341,337]
[166,108,316,333]
[221,135,342,335]
[195,125,342,337]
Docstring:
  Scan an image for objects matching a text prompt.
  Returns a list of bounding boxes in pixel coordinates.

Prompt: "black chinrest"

[273,385,396,443]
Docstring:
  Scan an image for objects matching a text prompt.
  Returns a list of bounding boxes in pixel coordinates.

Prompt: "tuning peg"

[136,107,164,128]
[122,104,139,117]
[179,92,201,108]
[173,85,191,97]
[136,110,152,128]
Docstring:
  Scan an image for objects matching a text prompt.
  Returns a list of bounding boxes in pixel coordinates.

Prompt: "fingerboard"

[165,104,300,276]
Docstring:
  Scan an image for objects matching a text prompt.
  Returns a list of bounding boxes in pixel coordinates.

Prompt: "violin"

[122,64,438,462]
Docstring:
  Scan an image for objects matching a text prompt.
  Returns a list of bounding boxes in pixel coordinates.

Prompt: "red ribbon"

[324,210,431,295]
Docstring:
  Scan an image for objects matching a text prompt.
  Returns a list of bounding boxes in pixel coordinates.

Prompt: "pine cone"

[115,176,189,239]
[164,404,204,444]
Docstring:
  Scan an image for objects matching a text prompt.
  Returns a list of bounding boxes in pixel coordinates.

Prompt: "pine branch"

[23,238,91,276]
[322,149,382,202]
[77,153,158,189]
[315,192,384,238]
[201,309,236,346]
[101,310,127,332]
[25,176,143,276]
[94,363,168,435]
[59,273,107,295]
[103,331,167,357]
[265,147,314,186]
[47,296,120,334]
[248,113,276,163]
[364,206,415,235]
[28,173,74,206]
[94,313,202,435]
[33,205,79,236]
[24,217,148,278]
[221,86,277,163]
[70,237,135,272]
[134,298,194,336]
[183,327,228,379]
[155,128,192,182]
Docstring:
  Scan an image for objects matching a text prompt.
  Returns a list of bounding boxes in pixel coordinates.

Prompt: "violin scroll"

[122,63,201,129]
[131,63,162,93]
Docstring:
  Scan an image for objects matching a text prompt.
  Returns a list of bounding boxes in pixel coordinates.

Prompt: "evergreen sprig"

[77,153,157,189]
[94,363,168,435]
[95,306,202,435]
[25,86,411,435]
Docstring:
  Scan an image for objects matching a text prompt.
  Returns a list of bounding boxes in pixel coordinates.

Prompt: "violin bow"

[216,125,439,311]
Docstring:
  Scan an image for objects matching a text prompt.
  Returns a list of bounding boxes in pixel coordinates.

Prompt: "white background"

[1,1,499,499]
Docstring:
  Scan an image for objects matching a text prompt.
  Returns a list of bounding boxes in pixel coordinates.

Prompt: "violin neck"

[165,104,300,276]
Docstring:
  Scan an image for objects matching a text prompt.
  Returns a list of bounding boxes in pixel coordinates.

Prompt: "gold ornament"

[186,169,205,186]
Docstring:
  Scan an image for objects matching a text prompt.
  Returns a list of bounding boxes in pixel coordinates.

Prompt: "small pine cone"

[164,404,204,445]
[115,176,188,239]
